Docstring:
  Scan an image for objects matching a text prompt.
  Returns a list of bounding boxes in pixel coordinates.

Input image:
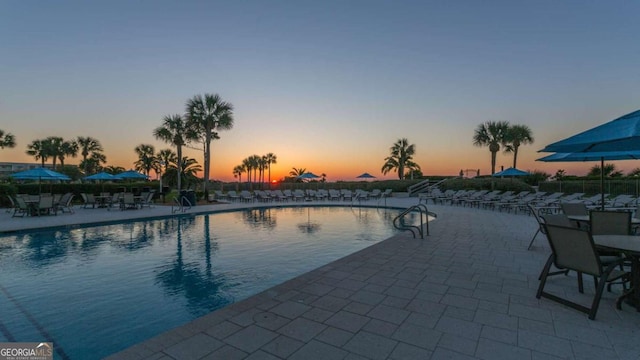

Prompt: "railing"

[171,196,192,213]
[408,178,452,196]
[393,204,437,239]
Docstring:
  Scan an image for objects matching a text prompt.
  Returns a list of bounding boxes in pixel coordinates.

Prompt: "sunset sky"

[2,1,640,182]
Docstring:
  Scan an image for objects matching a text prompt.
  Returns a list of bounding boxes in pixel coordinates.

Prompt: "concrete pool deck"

[2,198,640,359]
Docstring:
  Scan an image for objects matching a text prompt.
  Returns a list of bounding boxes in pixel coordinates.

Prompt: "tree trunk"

[177,146,183,193]
[512,146,519,168]
[204,131,212,199]
[491,151,497,174]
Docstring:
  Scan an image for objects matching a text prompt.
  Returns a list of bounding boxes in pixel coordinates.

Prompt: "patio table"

[593,235,640,312]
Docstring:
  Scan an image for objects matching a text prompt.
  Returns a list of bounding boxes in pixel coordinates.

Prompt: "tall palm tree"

[263,153,277,187]
[504,124,534,168]
[186,93,235,196]
[45,136,64,169]
[233,164,245,184]
[248,155,261,190]
[242,157,253,186]
[77,136,104,175]
[381,138,420,180]
[155,148,177,183]
[0,130,16,149]
[133,144,156,176]
[154,115,194,192]
[473,121,510,175]
[58,139,78,169]
[26,139,49,166]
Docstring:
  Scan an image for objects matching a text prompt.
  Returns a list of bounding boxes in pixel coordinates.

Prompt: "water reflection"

[240,208,277,230]
[155,217,231,315]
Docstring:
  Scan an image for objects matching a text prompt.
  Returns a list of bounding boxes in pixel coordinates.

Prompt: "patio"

[1,199,639,359]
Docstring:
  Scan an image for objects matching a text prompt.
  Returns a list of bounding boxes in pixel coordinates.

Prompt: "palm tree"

[45,136,64,169]
[80,152,107,174]
[289,167,306,182]
[77,136,104,175]
[155,148,177,184]
[164,157,202,189]
[58,139,78,169]
[103,165,125,174]
[258,156,267,188]
[154,114,195,192]
[473,121,510,175]
[233,164,245,184]
[26,139,50,166]
[381,138,420,180]
[242,157,253,186]
[588,163,623,178]
[248,155,261,190]
[0,130,16,149]
[504,124,534,168]
[133,144,156,177]
[186,93,234,197]
[263,153,277,187]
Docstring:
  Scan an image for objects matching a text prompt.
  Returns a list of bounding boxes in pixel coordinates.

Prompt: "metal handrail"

[393,204,437,238]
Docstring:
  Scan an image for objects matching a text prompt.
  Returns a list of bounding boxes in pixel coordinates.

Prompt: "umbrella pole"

[600,157,605,211]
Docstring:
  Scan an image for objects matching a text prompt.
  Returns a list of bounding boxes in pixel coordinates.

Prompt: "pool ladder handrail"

[171,196,192,213]
[393,204,436,239]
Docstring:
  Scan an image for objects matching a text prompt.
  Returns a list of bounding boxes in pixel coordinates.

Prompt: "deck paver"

[3,198,639,359]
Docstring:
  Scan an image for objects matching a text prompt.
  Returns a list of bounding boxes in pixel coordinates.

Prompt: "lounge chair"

[81,193,97,209]
[213,190,228,202]
[139,191,155,208]
[272,190,288,202]
[12,196,30,217]
[340,189,352,201]
[226,190,240,202]
[120,193,138,210]
[293,189,306,201]
[240,190,254,202]
[255,190,272,202]
[35,196,55,216]
[55,192,75,214]
[328,189,341,201]
[536,224,627,320]
[369,189,382,200]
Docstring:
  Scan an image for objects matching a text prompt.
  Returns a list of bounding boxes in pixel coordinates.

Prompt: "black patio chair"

[536,224,627,320]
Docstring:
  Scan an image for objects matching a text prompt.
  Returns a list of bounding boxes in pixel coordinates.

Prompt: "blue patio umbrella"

[297,172,320,181]
[84,172,117,181]
[537,150,640,210]
[540,109,640,153]
[10,167,71,181]
[114,170,149,180]
[356,172,376,179]
[539,109,640,210]
[10,167,71,193]
[492,167,529,177]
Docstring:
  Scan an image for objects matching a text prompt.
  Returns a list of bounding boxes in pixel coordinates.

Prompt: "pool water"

[0,206,413,359]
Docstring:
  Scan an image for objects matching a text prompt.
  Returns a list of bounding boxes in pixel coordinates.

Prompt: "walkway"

[2,198,639,359]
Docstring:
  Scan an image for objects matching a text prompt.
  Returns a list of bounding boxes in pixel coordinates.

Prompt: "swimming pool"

[0,206,415,359]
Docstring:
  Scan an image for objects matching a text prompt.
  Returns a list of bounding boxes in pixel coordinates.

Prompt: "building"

[0,162,53,177]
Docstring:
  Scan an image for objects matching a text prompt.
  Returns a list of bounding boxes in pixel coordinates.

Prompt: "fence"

[539,180,640,197]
